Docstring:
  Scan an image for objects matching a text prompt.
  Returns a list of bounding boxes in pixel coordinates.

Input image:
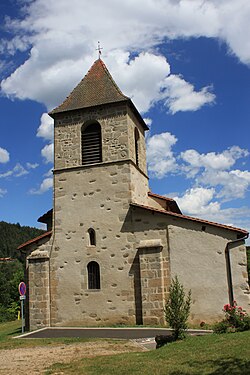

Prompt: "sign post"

[18,282,26,333]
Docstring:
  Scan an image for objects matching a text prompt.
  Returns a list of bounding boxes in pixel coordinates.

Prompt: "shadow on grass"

[7,327,22,336]
[168,358,250,375]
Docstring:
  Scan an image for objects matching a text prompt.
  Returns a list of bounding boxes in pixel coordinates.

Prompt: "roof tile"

[50,59,129,114]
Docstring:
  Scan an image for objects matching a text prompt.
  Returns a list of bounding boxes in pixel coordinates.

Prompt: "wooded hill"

[0,221,44,261]
[0,221,45,322]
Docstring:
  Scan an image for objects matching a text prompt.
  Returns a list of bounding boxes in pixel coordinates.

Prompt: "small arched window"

[134,128,139,166]
[87,261,100,289]
[88,228,96,246]
[82,122,102,165]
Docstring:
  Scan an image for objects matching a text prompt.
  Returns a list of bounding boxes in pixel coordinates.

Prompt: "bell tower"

[48,59,150,326]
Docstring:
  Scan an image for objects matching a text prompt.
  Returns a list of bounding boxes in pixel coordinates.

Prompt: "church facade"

[19,59,249,331]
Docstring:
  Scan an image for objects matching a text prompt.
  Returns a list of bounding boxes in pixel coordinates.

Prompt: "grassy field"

[46,331,250,375]
[1,321,249,374]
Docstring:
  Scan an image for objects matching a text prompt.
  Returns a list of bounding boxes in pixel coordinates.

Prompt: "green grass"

[0,320,96,350]
[47,331,250,375]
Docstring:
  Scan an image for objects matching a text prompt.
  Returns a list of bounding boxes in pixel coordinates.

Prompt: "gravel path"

[0,340,145,375]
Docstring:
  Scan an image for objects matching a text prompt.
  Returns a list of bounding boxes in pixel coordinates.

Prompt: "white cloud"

[0,1,229,114]
[181,146,248,171]
[26,162,39,169]
[174,187,220,215]
[0,147,10,163]
[147,132,178,178]
[44,168,53,177]
[41,143,54,164]
[180,146,250,200]
[174,186,250,231]
[0,163,28,178]
[37,113,54,141]
[200,169,250,201]
[30,177,53,195]
[106,51,171,113]
[0,188,7,197]
[143,118,152,127]
[161,75,215,114]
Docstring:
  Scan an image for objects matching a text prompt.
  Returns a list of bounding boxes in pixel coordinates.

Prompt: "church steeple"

[50,59,129,115]
[49,59,148,132]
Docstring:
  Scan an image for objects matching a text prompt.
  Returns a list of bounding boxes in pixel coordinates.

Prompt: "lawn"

[1,321,249,374]
[47,331,250,375]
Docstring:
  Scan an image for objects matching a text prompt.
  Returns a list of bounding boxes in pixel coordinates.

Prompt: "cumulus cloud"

[180,146,250,200]
[0,147,10,163]
[174,187,220,215]
[200,169,250,201]
[181,146,248,171]
[174,186,250,231]
[161,75,215,114]
[0,0,228,114]
[147,132,178,178]
[41,143,54,164]
[29,177,53,195]
[37,113,54,141]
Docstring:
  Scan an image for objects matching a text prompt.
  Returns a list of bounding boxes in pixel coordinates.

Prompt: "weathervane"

[96,41,103,59]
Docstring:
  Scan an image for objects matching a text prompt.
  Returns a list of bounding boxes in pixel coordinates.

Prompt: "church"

[19,58,249,331]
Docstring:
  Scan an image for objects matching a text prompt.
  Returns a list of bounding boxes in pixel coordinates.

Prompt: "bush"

[164,275,192,340]
[213,301,250,333]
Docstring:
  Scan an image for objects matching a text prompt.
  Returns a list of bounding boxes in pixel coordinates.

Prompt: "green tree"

[164,276,192,340]
[0,261,24,322]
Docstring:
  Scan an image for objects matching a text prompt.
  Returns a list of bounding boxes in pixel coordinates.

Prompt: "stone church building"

[19,58,249,331]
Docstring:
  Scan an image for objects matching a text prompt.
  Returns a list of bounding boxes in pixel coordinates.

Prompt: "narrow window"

[82,122,102,165]
[87,261,100,289]
[88,228,96,246]
[134,128,139,166]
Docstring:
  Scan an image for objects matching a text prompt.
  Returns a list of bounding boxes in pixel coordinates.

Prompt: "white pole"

[21,297,25,333]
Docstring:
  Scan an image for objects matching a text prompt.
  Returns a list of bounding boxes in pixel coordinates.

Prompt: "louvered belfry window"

[82,122,102,165]
[87,261,100,289]
[134,128,139,166]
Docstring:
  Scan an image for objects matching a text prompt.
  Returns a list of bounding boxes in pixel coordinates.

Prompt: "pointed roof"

[50,59,129,115]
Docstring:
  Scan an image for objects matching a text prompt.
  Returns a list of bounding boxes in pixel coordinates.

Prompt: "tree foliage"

[0,221,44,261]
[164,275,192,340]
[0,221,45,322]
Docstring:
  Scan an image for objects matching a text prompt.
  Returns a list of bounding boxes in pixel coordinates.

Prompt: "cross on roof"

[96,41,103,59]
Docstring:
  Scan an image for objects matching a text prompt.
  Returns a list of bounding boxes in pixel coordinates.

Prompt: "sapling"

[164,275,192,340]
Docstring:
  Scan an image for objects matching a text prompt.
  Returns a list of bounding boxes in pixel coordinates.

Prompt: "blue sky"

[0,0,250,242]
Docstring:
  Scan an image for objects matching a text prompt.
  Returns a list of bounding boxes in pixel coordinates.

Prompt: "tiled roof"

[131,202,249,236]
[18,231,52,250]
[38,209,53,224]
[0,257,15,262]
[148,191,182,214]
[50,59,129,114]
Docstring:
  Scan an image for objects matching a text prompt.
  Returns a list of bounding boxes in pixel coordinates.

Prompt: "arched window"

[88,228,96,246]
[81,122,102,165]
[87,261,100,289]
[134,128,139,166]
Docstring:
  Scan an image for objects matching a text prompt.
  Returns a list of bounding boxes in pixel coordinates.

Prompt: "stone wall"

[138,245,166,325]
[54,103,147,177]
[27,252,50,330]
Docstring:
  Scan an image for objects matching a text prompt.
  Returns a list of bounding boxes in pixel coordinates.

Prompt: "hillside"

[0,221,45,261]
[0,221,45,322]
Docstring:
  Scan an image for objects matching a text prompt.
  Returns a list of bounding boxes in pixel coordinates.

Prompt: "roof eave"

[130,203,249,236]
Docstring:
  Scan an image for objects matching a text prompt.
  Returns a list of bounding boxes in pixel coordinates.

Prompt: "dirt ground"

[0,340,146,375]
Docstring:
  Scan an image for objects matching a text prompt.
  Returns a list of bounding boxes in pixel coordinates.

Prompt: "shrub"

[164,275,192,340]
[213,301,250,333]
